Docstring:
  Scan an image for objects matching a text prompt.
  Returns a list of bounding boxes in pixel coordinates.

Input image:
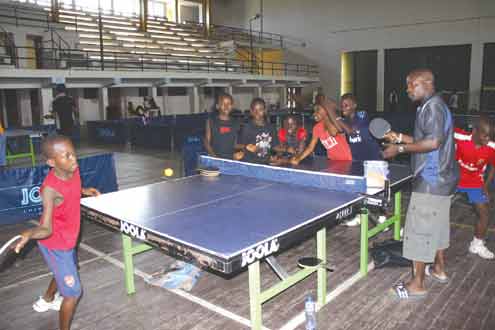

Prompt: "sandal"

[390,282,427,300]
[425,265,449,284]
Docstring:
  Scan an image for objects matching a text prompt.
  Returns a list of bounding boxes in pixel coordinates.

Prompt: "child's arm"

[82,187,100,197]
[203,119,217,157]
[290,134,319,165]
[15,187,58,253]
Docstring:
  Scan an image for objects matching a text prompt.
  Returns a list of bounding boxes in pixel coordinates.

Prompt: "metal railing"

[0,1,317,76]
[6,45,318,76]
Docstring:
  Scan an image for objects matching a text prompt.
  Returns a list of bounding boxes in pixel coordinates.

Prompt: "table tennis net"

[199,156,367,193]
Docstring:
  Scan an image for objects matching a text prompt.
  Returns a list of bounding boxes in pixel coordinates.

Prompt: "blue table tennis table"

[81,155,412,330]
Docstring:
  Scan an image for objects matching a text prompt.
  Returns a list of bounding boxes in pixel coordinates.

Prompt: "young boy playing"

[204,93,241,159]
[235,97,283,163]
[15,135,100,330]
[454,115,495,259]
[290,97,352,165]
[339,93,381,161]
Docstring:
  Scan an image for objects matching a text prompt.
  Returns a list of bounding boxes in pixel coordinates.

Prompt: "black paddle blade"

[369,118,392,139]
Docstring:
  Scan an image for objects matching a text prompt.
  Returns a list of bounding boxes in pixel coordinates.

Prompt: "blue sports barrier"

[182,136,206,177]
[0,153,118,224]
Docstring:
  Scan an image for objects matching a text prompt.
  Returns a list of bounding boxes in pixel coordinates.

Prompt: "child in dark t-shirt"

[339,93,381,161]
[235,98,282,164]
[204,93,240,159]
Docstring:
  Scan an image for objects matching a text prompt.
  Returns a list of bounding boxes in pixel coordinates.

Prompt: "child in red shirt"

[454,116,495,259]
[291,97,352,165]
[15,135,100,330]
[278,115,307,156]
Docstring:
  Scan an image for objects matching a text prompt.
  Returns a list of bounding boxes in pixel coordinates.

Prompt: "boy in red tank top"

[15,135,100,330]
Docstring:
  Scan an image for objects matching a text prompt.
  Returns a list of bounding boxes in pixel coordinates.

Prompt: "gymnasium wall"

[212,0,495,111]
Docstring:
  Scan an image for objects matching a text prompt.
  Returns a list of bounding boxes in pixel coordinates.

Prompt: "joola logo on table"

[241,239,280,267]
[335,206,353,220]
[120,221,147,240]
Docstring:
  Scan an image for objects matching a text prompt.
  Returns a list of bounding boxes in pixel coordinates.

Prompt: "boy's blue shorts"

[457,187,489,204]
[38,243,82,298]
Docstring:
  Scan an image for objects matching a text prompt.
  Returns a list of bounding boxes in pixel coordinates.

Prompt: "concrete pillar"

[0,90,7,128]
[376,49,385,112]
[191,86,200,114]
[280,86,288,108]
[18,90,32,126]
[151,86,160,115]
[468,41,483,112]
[255,86,262,98]
[161,87,167,115]
[99,87,109,120]
[40,87,53,125]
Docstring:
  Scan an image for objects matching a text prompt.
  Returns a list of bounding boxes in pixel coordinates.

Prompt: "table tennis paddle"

[0,235,22,272]
[369,118,392,139]
[298,257,334,272]
[198,166,220,177]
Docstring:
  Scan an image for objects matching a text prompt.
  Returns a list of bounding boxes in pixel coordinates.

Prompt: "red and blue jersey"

[454,128,495,188]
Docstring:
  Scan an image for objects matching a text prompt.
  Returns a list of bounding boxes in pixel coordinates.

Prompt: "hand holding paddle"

[369,118,401,143]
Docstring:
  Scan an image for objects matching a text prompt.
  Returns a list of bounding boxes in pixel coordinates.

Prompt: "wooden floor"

[1,144,495,330]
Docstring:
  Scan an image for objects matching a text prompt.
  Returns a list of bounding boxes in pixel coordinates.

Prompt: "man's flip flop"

[425,265,449,284]
[390,282,427,300]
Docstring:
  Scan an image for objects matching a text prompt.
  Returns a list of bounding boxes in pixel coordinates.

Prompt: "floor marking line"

[77,242,271,330]
[279,262,375,330]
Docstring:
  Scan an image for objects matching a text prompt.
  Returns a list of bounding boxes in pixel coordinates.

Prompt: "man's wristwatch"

[397,145,405,153]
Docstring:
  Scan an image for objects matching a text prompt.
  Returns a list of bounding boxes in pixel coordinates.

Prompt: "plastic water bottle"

[305,295,317,330]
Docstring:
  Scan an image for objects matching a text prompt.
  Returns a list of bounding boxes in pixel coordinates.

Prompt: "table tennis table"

[81,155,412,330]
[5,129,45,166]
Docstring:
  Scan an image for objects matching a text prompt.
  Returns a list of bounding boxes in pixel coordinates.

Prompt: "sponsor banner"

[0,153,118,224]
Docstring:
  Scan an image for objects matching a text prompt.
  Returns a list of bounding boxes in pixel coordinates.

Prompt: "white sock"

[472,237,483,245]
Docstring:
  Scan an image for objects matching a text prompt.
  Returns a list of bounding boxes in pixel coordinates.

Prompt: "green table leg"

[316,227,327,308]
[121,234,153,295]
[393,191,402,241]
[360,208,369,276]
[122,234,136,295]
[29,136,35,166]
[248,260,262,330]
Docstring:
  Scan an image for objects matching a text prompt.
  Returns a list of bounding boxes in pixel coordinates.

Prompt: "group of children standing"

[204,92,382,166]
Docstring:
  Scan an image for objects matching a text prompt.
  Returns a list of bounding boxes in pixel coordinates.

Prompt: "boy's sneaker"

[469,239,495,259]
[33,293,63,312]
[344,214,361,227]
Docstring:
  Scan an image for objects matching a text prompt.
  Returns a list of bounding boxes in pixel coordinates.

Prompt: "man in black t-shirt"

[51,84,76,137]
[204,93,240,159]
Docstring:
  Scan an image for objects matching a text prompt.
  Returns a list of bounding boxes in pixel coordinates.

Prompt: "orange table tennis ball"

[163,168,174,177]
